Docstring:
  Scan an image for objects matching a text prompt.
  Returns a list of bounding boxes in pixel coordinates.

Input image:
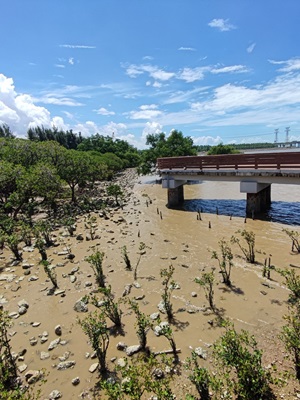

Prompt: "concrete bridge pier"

[240,182,271,215]
[162,178,186,207]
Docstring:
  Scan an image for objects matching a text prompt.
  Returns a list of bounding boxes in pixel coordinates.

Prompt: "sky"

[1,0,300,149]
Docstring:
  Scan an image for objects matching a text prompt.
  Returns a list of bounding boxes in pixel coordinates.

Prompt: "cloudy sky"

[1,0,300,148]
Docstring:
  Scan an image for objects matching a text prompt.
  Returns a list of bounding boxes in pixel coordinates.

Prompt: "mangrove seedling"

[3,233,22,261]
[41,260,58,289]
[122,245,132,271]
[211,239,233,287]
[86,249,106,288]
[78,311,109,375]
[160,265,176,323]
[93,285,122,328]
[195,271,216,312]
[283,228,300,253]
[134,242,146,281]
[129,300,150,352]
[231,229,256,264]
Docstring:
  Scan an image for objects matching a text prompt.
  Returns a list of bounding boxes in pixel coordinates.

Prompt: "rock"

[57,360,76,370]
[116,342,127,351]
[76,234,84,241]
[157,300,166,314]
[122,284,132,297]
[40,351,50,360]
[18,306,28,315]
[70,275,76,283]
[117,358,126,367]
[150,312,160,320]
[134,295,145,301]
[72,377,80,386]
[29,337,38,346]
[191,292,198,297]
[89,363,99,373]
[58,352,70,362]
[48,338,61,351]
[73,300,88,313]
[18,364,27,373]
[9,312,19,319]
[18,299,29,309]
[67,253,75,260]
[55,325,62,336]
[25,370,41,384]
[194,347,207,360]
[49,389,62,399]
[84,281,92,287]
[31,322,41,327]
[126,345,141,356]
[28,275,39,282]
[153,368,164,379]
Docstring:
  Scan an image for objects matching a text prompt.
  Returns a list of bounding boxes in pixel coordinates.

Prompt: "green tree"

[107,184,124,206]
[231,229,256,264]
[0,124,15,139]
[160,265,176,323]
[195,271,216,312]
[207,143,238,155]
[86,249,106,288]
[211,239,233,287]
[78,311,110,375]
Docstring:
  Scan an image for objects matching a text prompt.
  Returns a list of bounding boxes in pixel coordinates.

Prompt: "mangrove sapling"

[129,300,150,352]
[101,354,174,400]
[34,220,54,247]
[278,268,300,304]
[41,260,58,289]
[134,242,146,281]
[0,310,18,391]
[211,239,233,287]
[195,271,216,312]
[78,311,109,375]
[35,238,47,262]
[185,351,214,400]
[280,303,300,380]
[283,228,300,253]
[20,221,33,247]
[155,320,179,364]
[107,184,124,206]
[213,322,274,400]
[122,245,132,271]
[86,249,106,288]
[62,217,76,236]
[3,233,22,261]
[160,265,176,323]
[93,285,122,328]
[85,214,97,240]
[231,229,256,263]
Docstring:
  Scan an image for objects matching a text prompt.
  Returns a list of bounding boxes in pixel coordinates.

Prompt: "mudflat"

[1,170,300,399]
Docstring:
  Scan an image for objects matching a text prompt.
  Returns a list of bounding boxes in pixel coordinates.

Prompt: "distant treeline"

[197,142,277,152]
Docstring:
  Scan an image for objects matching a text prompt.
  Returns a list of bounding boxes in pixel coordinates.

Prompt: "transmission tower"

[274,129,279,143]
[285,127,290,143]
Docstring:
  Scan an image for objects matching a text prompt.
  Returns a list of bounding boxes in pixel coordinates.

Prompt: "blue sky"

[1,0,300,148]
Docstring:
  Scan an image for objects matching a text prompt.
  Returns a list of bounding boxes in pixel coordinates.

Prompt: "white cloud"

[141,121,163,141]
[153,81,163,88]
[178,67,208,82]
[95,107,115,116]
[37,96,83,106]
[59,44,96,49]
[125,64,175,81]
[55,64,65,68]
[211,65,249,74]
[208,18,236,32]
[68,57,74,65]
[247,43,256,53]
[192,135,222,145]
[128,104,162,120]
[178,47,196,51]
[0,74,54,136]
[269,58,300,72]
[143,55,153,60]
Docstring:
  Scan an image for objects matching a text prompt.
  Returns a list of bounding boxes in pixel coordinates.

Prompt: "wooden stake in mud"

[209,221,211,229]
[160,211,163,220]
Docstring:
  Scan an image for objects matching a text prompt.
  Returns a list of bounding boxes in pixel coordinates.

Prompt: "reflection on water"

[183,198,300,226]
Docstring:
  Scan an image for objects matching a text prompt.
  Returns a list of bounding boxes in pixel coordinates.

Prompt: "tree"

[280,303,300,380]
[0,124,15,139]
[78,311,109,375]
[160,265,176,323]
[86,250,106,288]
[93,285,122,328]
[107,184,124,206]
[129,300,150,352]
[207,143,238,155]
[195,271,216,312]
[213,323,274,399]
[283,228,300,253]
[231,229,256,264]
[138,129,197,174]
[211,239,233,287]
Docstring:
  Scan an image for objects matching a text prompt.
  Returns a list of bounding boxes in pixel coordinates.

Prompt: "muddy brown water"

[1,178,300,399]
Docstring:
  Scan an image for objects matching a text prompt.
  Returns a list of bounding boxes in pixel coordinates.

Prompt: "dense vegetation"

[197,142,277,153]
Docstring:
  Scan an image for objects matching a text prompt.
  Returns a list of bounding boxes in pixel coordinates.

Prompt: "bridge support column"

[241,182,271,215]
[162,178,186,208]
[167,185,184,207]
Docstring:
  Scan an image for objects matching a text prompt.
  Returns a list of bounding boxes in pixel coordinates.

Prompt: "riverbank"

[1,170,300,399]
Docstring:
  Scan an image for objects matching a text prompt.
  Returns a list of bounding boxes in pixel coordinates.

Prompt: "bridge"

[157,152,300,215]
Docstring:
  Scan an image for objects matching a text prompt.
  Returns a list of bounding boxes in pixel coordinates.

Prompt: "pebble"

[49,389,62,399]
[89,363,99,373]
[48,338,61,351]
[72,377,80,386]
[57,360,76,370]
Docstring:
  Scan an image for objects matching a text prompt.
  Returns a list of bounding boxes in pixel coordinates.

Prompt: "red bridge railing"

[157,152,300,171]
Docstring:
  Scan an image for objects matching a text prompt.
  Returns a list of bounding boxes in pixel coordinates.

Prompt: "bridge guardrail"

[157,152,300,171]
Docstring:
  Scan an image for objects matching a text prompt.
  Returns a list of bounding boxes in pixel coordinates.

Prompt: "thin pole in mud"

[209,221,211,229]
